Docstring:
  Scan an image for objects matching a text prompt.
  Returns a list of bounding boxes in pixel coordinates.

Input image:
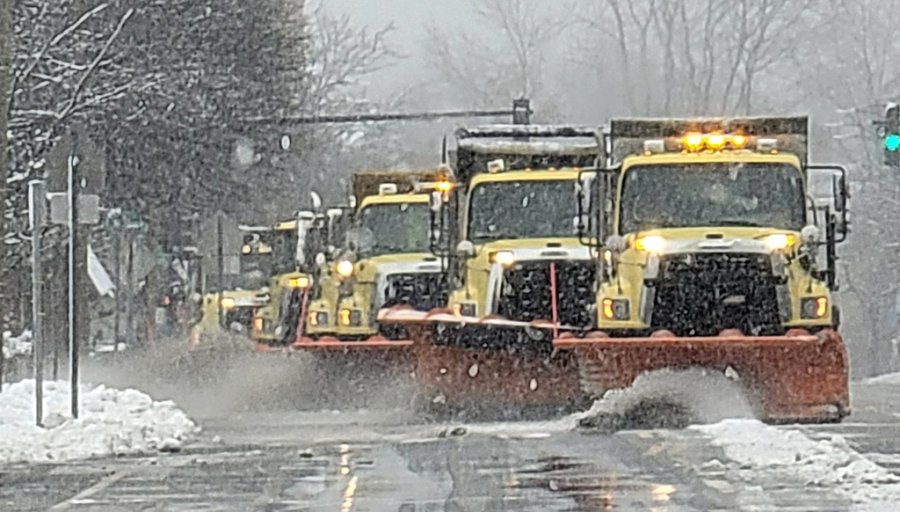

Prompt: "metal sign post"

[46,125,105,419]
[217,212,224,327]
[28,180,45,427]
[67,135,80,419]
[113,226,121,352]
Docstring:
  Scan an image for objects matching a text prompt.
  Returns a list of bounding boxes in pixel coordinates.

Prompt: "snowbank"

[693,419,900,506]
[2,329,32,359]
[0,380,199,464]
[863,372,900,385]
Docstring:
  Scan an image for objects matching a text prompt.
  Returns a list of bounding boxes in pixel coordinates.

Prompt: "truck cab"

[449,168,595,328]
[441,126,604,337]
[592,118,849,337]
[302,170,448,342]
[251,213,325,347]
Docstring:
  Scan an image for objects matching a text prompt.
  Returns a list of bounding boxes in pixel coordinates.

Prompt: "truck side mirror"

[429,191,443,212]
[429,190,450,256]
[833,175,848,213]
[809,164,850,241]
[456,240,475,259]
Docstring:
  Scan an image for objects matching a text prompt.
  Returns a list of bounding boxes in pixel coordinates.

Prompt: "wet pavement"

[3,349,900,511]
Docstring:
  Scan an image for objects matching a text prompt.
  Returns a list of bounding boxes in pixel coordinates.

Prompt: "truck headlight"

[634,235,666,253]
[763,233,796,252]
[336,260,354,278]
[801,297,828,319]
[601,298,630,320]
[489,250,516,268]
[288,276,310,289]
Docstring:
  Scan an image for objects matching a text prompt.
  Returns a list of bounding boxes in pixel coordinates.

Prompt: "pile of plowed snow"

[0,380,198,464]
[575,368,755,430]
[694,420,900,505]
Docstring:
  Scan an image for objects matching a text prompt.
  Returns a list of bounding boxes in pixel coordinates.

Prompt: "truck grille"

[380,272,447,340]
[225,308,254,331]
[652,252,783,336]
[498,261,595,327]
[383,272,447,312]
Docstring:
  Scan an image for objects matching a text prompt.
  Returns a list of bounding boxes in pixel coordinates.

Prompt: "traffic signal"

[886,133,900,152]
[883,103,900,167]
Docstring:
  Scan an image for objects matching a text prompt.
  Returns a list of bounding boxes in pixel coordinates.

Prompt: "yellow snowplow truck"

[555,116,851,423]
[251,208,351,350]
[250,211,322,348]
[379,125,605,412]
[192,224,295,343]
[296,169,449,349]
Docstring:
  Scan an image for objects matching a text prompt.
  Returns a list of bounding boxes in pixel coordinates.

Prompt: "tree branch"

[57,7,134,122]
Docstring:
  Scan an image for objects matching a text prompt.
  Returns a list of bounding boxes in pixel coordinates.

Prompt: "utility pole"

[0,0,13,391]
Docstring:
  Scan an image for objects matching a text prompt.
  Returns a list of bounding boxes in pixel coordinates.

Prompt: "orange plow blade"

[290,333,415,382]
[554,328,850,423]
[413,339,581,410]
[378,306,584,410]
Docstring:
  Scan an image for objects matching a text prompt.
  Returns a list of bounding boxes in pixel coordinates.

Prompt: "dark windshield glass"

[468,180,577,242]
[271,229,298,275]
[358,202,430,257]
[619,163,806,234]
[240,231,275,278]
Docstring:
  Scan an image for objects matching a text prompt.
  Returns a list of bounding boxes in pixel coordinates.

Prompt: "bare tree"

[0,0,11,376]
[289,9,401,204]
[1,2,137,330]
[795,0,900,375]
[424,0,570,116]
[577,0,812,115]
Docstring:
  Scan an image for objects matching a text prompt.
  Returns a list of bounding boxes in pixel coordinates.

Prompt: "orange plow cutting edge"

[291,336,413,350]
[553,328,850,423]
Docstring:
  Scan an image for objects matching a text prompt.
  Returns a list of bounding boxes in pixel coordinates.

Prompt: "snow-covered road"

[4,351,900,511]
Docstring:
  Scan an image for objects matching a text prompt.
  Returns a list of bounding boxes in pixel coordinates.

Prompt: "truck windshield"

[619,162,806,234]
[357,202,430,257]
[270,229,298,275]
[468,180,578,243]
[239,252,272,290]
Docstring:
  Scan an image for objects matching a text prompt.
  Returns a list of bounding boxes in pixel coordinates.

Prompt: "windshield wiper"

[716,219,766,227]
[471,231,518,241]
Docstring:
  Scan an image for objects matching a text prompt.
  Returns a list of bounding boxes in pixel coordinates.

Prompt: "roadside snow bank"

[2,329,32,359]
[0,380,199,464]
[693,419,900,505]
[863,372,900,385]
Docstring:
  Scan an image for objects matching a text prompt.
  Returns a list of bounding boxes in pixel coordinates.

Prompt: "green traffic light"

[886,133,900,152]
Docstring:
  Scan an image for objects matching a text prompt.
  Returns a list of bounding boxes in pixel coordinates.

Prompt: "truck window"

[468,180,578,242]
[618,163,806,234]
[357,202,430,257]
